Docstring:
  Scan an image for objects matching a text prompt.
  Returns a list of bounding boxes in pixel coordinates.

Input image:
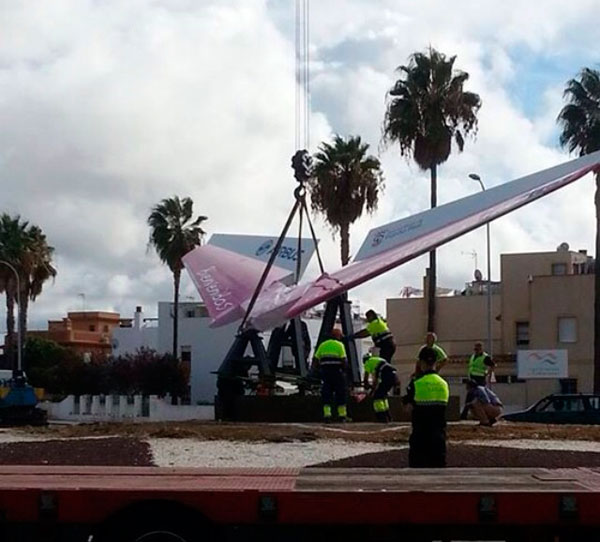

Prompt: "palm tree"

[309,135,384,266]
[0,214,56,368]
[0,214,30,367]
[557,67,600,392]
[19,225,57,350]
[148,196,207,359]
[382,47,481,332]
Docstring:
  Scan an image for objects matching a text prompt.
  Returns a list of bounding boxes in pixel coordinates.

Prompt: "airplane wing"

[283,150,600,319]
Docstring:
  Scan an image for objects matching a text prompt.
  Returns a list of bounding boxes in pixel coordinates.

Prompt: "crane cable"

[295,0,310,151]
[294,0,324,282]
[239,1,319,330]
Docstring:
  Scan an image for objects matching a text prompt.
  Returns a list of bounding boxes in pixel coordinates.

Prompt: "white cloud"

[0,0,598,333]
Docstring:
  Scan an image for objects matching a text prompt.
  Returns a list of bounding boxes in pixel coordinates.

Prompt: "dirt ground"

[3,421,600,468]
[316,444,600,468]
[20,420,600,444]
[0,437,153,466]
[2,435,600,468]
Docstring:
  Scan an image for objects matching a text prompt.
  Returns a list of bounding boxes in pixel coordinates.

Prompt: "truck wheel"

[98,520,200,542]
[127,530,190,542]
[94,502,210,542]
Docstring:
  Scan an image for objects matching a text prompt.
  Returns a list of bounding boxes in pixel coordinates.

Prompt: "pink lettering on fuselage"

[196,268,234,312]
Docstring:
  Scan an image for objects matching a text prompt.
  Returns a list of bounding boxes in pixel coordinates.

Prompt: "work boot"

[324,417,333,424]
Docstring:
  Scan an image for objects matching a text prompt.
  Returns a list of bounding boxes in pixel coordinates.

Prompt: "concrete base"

[215,394,461,423]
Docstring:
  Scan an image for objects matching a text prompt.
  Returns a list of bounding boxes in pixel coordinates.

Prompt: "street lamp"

[468,173,493,357]
[0,261,22,374]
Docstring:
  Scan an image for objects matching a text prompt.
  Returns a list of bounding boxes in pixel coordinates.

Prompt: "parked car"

[502,393,600,424]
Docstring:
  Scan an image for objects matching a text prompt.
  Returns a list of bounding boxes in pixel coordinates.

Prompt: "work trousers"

[373,367,397,400]
[321,364,347,411]
[470,401,503,424]
[469,373,487,386]
[408,429,447,468]
[373,367,397,422]
[377,338,396,363]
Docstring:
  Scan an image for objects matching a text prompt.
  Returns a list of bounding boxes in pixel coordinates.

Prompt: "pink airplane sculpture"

[183,150,600,331]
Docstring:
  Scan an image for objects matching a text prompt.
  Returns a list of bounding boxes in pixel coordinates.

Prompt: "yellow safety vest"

[366,317,393,345]
[469,353,488,377]
[314,339,346,365]
[414,373,449,406]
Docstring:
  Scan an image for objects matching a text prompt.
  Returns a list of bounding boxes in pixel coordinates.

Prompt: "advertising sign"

[517,350,568,379]
[355,150,600,262]
[208,233,317,279]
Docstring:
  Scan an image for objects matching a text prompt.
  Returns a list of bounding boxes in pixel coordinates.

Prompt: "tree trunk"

[172,269,180,360]
[19,288,29,373]
[427,163,437,333]
[5,289,15,370]
[340,223,350,267]
[594,172,600,393]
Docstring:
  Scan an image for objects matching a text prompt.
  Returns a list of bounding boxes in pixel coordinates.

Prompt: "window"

[587,397,600,410]
[542,397,585,413]
[558,317,577,343]
[552,263,567,275]
[185,309,195,318]
[89,324,96,332]
[180,346,191,363]
[516,322,529,346]
[103,325,109,332]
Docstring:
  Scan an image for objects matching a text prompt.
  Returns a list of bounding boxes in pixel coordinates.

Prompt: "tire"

[94,502,210,542]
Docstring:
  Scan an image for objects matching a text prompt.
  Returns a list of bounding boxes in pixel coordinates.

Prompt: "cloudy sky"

[1,0,599,331]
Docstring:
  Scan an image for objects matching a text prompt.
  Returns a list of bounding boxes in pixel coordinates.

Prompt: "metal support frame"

[266,318,308,378]
[217,149,320,399]
[218,329,272,380]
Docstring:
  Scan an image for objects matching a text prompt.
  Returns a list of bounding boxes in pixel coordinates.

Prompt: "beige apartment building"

[28,311,121,358]
[387,245,594,410]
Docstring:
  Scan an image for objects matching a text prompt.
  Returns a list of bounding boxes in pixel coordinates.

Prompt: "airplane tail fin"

[182,244,290,327]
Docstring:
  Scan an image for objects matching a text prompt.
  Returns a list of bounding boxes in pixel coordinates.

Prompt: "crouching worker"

[403,346,449,468]
[313,328,349,422]
[363,354,400,423]
[461,379,503,426]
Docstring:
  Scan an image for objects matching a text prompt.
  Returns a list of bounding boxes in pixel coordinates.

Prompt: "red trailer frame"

[1,466,599,541]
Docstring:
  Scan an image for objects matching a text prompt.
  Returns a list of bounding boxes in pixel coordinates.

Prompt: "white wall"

[112,325,159,356]
[112,307,159,356]
[158,302,241,404]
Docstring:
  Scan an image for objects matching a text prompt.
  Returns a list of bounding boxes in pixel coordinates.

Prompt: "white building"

[111,306,159,354]
[112,302,367,404]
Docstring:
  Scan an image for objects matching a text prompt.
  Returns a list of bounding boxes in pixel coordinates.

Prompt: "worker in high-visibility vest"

[353,309,396,363]
[363,354,400,423]
[313,328,349,422]
[413,332,448,377]
[403,346,449,468]
[468,341,495,386]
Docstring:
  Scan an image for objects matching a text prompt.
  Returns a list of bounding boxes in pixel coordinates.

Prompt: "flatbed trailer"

[1,466,600,541]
